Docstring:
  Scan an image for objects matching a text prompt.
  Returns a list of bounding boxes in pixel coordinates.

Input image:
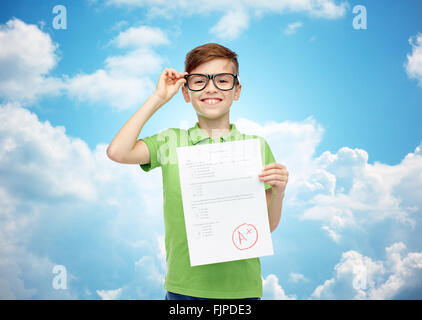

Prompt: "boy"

[107,43,288,299]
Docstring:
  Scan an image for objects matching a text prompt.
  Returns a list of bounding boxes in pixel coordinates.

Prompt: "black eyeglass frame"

[184,73,239,91]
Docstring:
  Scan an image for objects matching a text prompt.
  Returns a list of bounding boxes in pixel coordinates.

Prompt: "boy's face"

[182,58,241,121]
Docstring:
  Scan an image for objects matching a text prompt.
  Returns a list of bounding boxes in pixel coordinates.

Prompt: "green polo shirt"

[139,122,276,299]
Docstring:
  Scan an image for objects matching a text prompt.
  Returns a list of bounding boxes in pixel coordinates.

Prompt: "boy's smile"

[182,58,241,121]
[201,98,222,105]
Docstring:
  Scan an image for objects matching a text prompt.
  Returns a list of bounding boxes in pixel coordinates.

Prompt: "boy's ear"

[181,85,191,103]
[233,83,242,101]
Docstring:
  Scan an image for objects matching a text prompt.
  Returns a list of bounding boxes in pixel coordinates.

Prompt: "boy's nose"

[204,78,218,92]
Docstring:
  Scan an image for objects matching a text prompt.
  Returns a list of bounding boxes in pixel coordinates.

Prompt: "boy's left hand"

[258,163,289,196]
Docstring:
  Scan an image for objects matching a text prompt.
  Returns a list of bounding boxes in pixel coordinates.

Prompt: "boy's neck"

[197,115,231,140]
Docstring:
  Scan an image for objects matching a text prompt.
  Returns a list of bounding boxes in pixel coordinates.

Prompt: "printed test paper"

[176,139,274,266]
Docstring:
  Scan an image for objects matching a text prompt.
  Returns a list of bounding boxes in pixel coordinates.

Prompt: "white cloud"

[283,21,303,35]
[105,48,165,76]
[104,0,348,40]
[0,102,164,299]
[289,272,308,283]
[95,237,166,300]
[0,102,98,298]
[105,0,146,6]
[65,70,155,111]
[1,103,421,299]
[210,9,250,41]
[405,32,422,87]
[370,242,422,299]
[134,255,165,286]
[97,288,123,300]
[0,19,168,110]
[0,102,98,202]
[300,144,421,242]
[311,242,422,299]
[262,274,296,300]
[0,18,64,104]
[65,25,169,110]
[112,25,169,48]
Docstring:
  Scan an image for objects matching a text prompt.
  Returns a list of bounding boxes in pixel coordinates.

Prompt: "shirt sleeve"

[260,138,276,190]
[139,129,171,172]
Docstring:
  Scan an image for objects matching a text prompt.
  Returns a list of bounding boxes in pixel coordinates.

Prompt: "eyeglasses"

[184,73,238,91]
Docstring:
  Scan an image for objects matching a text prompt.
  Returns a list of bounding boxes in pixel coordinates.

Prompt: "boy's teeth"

[204,99,220,104]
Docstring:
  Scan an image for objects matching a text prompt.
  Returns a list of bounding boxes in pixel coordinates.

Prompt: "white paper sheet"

[176,138,274,266]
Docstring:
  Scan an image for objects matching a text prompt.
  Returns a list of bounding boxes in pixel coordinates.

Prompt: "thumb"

[176,77,186,88]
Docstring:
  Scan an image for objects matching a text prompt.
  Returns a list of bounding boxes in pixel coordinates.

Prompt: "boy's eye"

[190,76,207,85]
[216,75,233,83]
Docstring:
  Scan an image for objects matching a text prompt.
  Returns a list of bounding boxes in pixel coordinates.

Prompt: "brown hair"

[184,43,239,75]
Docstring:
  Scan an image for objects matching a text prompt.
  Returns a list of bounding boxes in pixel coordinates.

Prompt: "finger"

[164,68,177,78]
[164,68,174,75]
[262,163,286,171]
[259,168,286,177]
[178,71,189,77]
[175,77,187,88]
[178,70,189,77]
[171,69,184,78]
[259,174,287,182]
[163,70,173,82]
[164,69,187,81]
[259,172,288,181]
[264,180,286,188]
[160,69,170,79]
[175,73,187,80]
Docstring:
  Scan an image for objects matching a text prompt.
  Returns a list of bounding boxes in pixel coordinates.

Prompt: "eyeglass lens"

[187,74,235,91]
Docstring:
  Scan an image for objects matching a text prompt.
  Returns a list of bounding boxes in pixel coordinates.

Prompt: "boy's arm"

[107,68,187,164]
[265,188,285,233]
[260,163,289,232]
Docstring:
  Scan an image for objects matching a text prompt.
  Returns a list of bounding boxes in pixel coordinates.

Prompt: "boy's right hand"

[153,68,188,106]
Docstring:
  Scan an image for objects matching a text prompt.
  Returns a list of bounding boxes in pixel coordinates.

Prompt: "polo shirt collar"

[188,122,242,145]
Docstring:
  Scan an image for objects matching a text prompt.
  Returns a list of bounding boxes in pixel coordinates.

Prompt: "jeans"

[165,291,261,300]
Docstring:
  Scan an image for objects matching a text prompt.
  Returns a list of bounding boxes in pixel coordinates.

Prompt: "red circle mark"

[232,223,258,250]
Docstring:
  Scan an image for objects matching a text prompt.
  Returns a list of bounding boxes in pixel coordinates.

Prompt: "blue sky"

[1,0,422,299]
